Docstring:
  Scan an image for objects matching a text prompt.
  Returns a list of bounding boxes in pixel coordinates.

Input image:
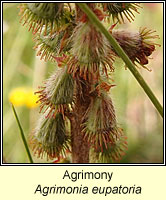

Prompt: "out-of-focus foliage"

[3,3,163,163]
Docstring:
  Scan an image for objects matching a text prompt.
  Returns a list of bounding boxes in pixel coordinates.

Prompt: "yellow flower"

[9,87,27,106]
[25,89,40,108]
[9,87,40,108]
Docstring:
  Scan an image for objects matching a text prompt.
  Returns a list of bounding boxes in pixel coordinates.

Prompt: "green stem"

[77,3,163,118]
[12,105,34,163]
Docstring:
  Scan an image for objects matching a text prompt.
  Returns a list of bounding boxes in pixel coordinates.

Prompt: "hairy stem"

[71,77,91,163]
[71,116,89,163]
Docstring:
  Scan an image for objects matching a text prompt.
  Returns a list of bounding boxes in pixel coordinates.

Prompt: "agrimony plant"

[18,3,161,163]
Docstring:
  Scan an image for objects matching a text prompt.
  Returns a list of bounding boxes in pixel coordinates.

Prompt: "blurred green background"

[3,3,163,163]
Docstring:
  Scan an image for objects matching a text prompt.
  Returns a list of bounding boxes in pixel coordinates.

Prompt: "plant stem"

[12,105,34,163]
[77,3,163,118]
[71,116,90,163]
[71,77,91,163]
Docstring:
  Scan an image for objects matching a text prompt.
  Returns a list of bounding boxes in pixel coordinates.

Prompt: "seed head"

[91,131,128,163]
[82,92,122,151]
[111,27,160,70]
[68,22,115,80]
[101,3,141,23]
[18,3,73,35]
[33,22,75,62]
[29,111,70,160]
[35,66,74,118]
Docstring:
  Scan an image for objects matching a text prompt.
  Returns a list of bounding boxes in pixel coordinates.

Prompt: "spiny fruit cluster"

[18,3,159,163]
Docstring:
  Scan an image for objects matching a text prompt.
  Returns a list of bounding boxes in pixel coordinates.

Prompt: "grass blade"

[11,104,34,163]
